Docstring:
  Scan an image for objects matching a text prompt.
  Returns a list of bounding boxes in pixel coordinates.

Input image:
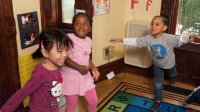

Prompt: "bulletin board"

[18,54,39,106]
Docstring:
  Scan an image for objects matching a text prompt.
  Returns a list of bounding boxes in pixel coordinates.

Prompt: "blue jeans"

[153,65,177,101]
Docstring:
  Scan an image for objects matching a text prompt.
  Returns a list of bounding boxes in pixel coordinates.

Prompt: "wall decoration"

[17,11,39,49]
[131,0,139,9]
[93,0,110,16]
[146,0,153,11]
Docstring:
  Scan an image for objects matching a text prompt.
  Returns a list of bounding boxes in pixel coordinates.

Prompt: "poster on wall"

[93,0,110,16]
[17,11,39,49]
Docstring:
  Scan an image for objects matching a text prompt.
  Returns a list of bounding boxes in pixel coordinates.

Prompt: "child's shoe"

[178,99,188,106]
[150,101,162,112]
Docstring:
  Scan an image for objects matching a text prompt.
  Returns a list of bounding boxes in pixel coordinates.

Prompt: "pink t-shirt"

[61,33,95,96]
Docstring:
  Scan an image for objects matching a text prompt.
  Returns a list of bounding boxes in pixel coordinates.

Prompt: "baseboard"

[124,64,153,78]
[96,58,154,82]
[97,58,124,82]
[97,59,196,85]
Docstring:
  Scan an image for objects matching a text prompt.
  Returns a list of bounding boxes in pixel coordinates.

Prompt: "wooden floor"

[59,72,200,112]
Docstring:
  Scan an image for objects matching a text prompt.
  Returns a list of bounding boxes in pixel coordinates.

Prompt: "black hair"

[154,15,168,26]
[32,28,73,60]
[72,13,92,27]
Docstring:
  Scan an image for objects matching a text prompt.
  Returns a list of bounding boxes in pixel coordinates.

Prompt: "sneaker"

[178,99,188,106]
[151,101,162,112]
[169,76,176,85]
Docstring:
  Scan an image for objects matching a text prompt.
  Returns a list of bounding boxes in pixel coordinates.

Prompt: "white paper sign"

[106,71,115,80]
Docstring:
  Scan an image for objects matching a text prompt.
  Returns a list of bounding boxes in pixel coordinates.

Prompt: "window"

[62,0,75,24]
[176,0,200,35]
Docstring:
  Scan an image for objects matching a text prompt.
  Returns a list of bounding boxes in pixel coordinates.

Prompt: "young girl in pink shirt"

[61,13,100,112]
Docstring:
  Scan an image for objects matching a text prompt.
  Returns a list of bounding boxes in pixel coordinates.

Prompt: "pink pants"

[65,88,98,112]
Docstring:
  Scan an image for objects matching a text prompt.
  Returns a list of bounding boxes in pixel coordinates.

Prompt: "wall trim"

[97,58,124,82]
[97,58,153,82]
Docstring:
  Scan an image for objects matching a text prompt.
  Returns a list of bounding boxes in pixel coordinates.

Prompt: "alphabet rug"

[97,82,200,112]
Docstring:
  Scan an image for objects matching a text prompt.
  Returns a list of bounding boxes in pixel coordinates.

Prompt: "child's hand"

[194,35,200,43]
[189,35,200,43]
[78,65,89,75]
[110,38,123,43]
[91,68,100,81]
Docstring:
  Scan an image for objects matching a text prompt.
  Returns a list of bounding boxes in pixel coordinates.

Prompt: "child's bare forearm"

[65,57,89,74]
[65,57,79,70]
[89,60,100,81]
[89,60,97,70]
[110,38,123,43]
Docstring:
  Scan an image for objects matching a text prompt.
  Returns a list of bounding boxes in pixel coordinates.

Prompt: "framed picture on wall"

[93,0,110,16]
[17,11,39,49]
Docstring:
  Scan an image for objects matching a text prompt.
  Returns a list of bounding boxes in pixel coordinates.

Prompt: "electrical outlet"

[103,45,114,60]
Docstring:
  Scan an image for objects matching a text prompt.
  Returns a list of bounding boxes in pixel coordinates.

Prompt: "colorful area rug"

[97,82,200,112]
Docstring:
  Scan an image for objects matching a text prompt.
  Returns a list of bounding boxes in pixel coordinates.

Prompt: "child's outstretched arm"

[1,70,47,112]
[110,38,123,43]
[110,37,138,46]
[89,60,100,81]
[181,35,200,43]
[65,57,89,75]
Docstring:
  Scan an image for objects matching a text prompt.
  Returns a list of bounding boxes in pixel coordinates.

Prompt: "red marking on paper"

[131,0,139,9]
[146,0,153,11]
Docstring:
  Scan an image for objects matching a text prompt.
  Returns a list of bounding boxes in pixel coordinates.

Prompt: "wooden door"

[0,0,23,111]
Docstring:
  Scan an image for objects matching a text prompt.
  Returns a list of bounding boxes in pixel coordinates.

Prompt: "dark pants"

[186,86,200,104]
